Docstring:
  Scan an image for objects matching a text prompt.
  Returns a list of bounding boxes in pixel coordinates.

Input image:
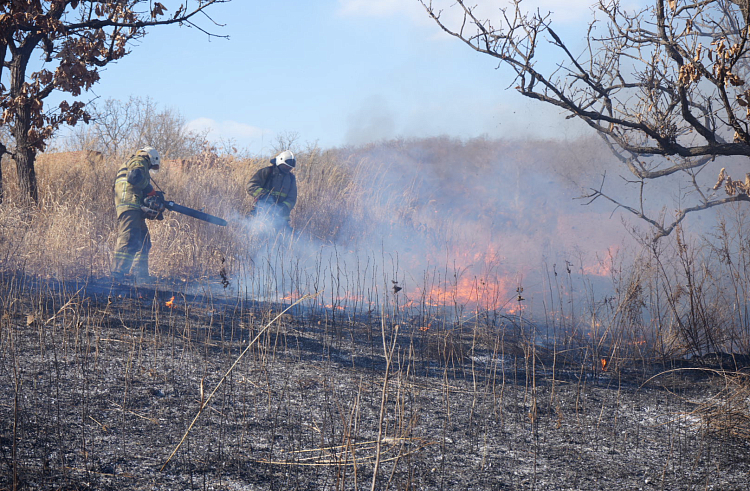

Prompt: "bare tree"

[71,96,208,159]
[0,0,229,204]
[81,97,143,157]
[420,0,750,239]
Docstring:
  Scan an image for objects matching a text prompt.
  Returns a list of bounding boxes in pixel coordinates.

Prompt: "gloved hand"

[145,191,166,210]
[142,191,166,220]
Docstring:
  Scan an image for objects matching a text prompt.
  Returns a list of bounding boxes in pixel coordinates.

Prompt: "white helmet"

[271,150,295,168]
[140,146,160,168]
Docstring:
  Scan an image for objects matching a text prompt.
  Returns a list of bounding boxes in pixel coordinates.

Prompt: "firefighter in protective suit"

[112,146,165,282]
[247,150,297,229]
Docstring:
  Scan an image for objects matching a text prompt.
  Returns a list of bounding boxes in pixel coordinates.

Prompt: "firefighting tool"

[143,189,228,226]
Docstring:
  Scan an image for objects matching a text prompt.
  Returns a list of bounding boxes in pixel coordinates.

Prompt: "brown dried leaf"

[726,177,738,195]
[729,73,745,86]
[151,2,167,19]
[713,168,727,190]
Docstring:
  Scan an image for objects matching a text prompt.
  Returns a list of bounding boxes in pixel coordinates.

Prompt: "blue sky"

[85,0,599,154]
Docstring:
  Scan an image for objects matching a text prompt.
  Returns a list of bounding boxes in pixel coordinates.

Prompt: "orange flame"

[601,358,608,371]
[165,296,175,308]
[282,291,303,302]
[411,274,513,308]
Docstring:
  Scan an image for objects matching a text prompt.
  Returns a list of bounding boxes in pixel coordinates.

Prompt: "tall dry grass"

[3,138,750,363]
[0,143,416,281]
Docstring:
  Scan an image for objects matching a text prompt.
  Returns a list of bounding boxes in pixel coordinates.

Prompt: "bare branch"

[421,0,750,238]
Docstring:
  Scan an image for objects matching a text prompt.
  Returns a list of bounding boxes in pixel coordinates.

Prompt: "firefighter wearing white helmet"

[247,150,298,228]
[112,146,165,283]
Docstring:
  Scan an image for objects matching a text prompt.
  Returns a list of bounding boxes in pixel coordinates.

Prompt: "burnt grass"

[1,275,750,490]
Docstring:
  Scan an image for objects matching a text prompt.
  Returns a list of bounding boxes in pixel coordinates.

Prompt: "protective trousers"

[113,209,151,278]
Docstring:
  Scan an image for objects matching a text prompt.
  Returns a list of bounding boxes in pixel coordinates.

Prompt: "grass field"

[1,137,750,489]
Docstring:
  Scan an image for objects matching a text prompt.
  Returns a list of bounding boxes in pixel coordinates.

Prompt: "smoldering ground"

[1,275,749,490]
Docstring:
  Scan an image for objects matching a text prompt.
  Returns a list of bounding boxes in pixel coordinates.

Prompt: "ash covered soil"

[1,278,749,490]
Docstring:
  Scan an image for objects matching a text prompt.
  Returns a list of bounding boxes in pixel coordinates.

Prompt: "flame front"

[409,274,516,311]
[165,296,175,308]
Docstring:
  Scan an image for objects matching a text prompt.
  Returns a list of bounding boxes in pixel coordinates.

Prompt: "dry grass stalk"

[644,368,750,441]
[257,437,434,466]
[693,371,750,440]
[161,292,317,471]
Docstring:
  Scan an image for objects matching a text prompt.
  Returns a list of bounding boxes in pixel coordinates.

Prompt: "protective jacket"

[114,154,155,217]
[112,151,157,279]
[247,165,297,218]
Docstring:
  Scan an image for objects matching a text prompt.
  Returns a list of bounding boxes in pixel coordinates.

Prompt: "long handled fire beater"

[143,178,228,226]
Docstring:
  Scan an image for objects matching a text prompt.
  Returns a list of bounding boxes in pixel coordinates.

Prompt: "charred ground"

[1,275,749,491]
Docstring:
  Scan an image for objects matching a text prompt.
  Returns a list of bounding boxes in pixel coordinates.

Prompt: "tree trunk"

[11,96,39,203]
[13,143,38,204]
[10,41,39,203]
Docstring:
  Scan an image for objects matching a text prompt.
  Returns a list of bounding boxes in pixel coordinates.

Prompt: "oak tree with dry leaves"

[0,0,229,204]
[421,0,750,239]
